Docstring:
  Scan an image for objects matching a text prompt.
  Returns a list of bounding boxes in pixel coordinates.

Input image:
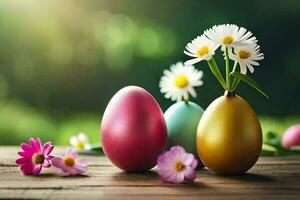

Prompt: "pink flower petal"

[18,151,31,158]
[169,147,185,162]
[162,150,177,163]
[42,159,51,168]
[32,165,42,175]
[62,168,76,176]
[157,153,168,166]
[42,142,54,155]
[157,159,175,171]
[170,146,186,157]
[183,153,195,166]
[52,157,70,173]
[17,138,55,176]
[72,164,87,175]
[30,138,42,152]
[160,171,176,182]
[52,148,88,176]
[61,171,71,176]
[184,167,197,181]
[159,169,176,180]
[65,147,78,159]
[77,159,88,166]
[51,157,65,168]
[75,159,88,168]
[21,143,33,153]
[158,159,185,183]
[16,157,30,165]
[157,146,198,184]
[21,163,34,175]
[47,155,54,160]
[190,159,198,169]
[173,172,185,183]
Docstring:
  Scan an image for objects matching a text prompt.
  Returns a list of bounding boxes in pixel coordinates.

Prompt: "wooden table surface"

[0,146,300,200]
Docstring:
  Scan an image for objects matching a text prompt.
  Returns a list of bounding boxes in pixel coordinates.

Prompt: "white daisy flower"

[159,62,203,102]
[204,24,257,50]
[229,43,264,74]
[184,35,218,65]
[70,132,91,151]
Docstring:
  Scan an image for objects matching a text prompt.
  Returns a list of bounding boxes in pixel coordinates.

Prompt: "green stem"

[225,47,230,90]
[207,58,227,90]
[231,61,238,73]
[230,61,238,91]
[232,79,241,91]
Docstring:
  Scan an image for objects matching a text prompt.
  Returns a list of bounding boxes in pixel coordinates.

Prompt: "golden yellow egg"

[196,92,262,175]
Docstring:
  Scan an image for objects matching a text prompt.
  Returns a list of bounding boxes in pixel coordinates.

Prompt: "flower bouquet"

[183,24,268,175]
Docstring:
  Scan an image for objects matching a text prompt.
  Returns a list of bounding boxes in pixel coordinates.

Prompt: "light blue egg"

[164,101,204,162]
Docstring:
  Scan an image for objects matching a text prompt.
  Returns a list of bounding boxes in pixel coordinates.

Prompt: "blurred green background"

[0,0,299,145]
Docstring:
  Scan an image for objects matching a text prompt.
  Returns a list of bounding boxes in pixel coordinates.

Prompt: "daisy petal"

[70,136,78,146]
[78,133,89,143]
[184,57,203,66]
[159,62,204,102]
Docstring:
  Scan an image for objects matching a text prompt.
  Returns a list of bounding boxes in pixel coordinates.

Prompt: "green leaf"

[78,143,104,155]
[262,143,300,156]
[89,143,103,154]
[265,131,281,147]
[261,144,277,156]
[230,72,269,99]
[262,131,300,156]
[207,58,227,90]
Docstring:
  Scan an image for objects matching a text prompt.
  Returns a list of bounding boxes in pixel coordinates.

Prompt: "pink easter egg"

[282,124,300,149]
[101,86,167,171]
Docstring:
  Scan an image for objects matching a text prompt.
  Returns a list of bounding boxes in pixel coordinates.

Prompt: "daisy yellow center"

[237,50,251,59]
[75,141,85,150]
[174,74,189,88]
[175,161,185,172]
[64,157,75,167]
[196,46,209,57]
[33,153,45,164]
[222,36,234,44]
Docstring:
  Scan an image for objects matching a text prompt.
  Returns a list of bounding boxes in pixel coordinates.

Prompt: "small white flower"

[184,35,218,65]
[159,62,203,102]
[229,43,264,74]
[204,24,257,50]
[70,132,91,151]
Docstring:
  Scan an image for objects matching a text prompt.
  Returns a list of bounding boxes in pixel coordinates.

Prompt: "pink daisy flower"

[16,137,54,176]
[157,146,198,183]
[51,147,88,176]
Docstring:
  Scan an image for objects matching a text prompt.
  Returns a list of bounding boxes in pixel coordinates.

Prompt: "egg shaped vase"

[196,92,262,175]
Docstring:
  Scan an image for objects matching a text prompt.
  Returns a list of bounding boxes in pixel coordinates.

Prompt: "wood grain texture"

[0,146,300,199]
